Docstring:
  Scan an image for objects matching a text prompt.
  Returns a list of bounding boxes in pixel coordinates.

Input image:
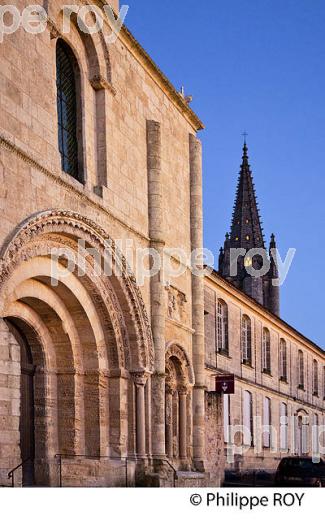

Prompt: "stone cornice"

[118,24,204,132]
[96,0,204,131]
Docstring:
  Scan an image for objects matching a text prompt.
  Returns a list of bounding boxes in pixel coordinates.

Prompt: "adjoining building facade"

[205,145,325,482]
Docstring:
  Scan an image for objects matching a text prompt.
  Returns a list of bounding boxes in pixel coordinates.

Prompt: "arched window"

[56,39,83,181]
[243,390,253,446]
[217,299,228,354]
[313,413,319,455]
[241,315,252,365]
[279,339,287,382]
[263,396,271,448]
[298,350,304,389]
[313,360,318,396]
[262,328,271,374]
[280,402,288,451]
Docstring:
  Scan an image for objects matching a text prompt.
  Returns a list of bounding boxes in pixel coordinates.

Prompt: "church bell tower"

[218,141,280,316]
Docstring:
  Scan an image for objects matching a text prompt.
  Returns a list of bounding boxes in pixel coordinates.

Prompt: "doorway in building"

[7,321,35,486]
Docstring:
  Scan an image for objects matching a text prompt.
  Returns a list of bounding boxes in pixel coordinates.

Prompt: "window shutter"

[280,402,288,451]
[56,40,80,180]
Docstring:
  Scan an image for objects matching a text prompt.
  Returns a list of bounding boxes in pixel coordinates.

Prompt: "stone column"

[57,371,85,455]
[179,388,188,461]
[108,369,129,457]
[147,120,166,459]
[165,386,173,459]
[98,370,110,457]
[189,134,206,471]
[133,372,148,458]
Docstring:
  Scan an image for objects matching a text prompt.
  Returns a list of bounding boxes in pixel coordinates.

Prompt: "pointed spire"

[229,141,265,250]
[269,233,278,277]
[270,233,276,249]
[268,233,280,316]
[242,140,248,159]
[218,140,281,316]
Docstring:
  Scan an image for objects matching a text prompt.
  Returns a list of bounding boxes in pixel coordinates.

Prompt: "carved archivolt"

[165,341,195,389]
[48,0,113,84]
[0,210,154,372]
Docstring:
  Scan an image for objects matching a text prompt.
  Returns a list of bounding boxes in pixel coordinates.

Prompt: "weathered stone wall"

[205,391,224,486]
[0,0,206,487]
[0,0,199,320]
[0,319,21,486]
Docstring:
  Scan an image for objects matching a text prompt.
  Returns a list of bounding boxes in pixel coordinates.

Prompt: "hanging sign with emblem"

[215,374,235,394]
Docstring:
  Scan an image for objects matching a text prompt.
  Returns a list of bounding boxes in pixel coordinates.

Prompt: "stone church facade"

[0,0,219,487]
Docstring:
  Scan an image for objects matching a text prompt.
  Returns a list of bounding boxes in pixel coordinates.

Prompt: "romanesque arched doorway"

[165,343,194,470]
[0,210,154,486]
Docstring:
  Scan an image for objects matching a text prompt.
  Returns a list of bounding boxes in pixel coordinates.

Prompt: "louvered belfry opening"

[56,40,81,181]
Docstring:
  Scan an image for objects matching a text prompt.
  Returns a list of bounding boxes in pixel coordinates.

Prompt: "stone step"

[175,471,210,488]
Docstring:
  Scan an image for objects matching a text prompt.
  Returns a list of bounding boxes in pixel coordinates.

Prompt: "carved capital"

[132,371,149,387]
[178,385,188,396]
[48,19,60,40]
[90,75,117,96]
[165,383,175,395]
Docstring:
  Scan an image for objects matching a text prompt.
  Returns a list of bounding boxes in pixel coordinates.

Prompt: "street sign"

[215,374,235,394]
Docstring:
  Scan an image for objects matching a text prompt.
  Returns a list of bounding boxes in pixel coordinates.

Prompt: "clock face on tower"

[244,256,252,268]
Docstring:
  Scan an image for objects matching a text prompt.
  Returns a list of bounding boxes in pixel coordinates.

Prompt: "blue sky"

[126,0,325,346]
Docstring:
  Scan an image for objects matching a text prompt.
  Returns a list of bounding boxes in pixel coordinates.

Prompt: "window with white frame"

[242,315,252,365]
[262,328,271,374]
[279,339,287,381]
[313,360,319,396]
[280,402,288,451]
[223,394,231,443]
[263,397,271,448]
[217,299,229,354]
[298,350,304,389]
[243,390,253,446]
[313,413,319,456]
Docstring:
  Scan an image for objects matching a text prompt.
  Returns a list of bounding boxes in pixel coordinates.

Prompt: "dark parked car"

[275,457,325,487]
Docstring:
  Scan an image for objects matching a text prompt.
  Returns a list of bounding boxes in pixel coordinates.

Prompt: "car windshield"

[290,458,325,468]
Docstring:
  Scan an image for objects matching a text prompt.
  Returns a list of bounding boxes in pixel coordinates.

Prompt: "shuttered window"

[242,315,252,365]
[313,360,319,396]
[279,339,287,381]
[298,350,304,388]
[263,397,271,448]
[280,402,288,451]
[217,299,229,354]
[262,328,271,374]
[56,40,80,180]
[243,390,253,446]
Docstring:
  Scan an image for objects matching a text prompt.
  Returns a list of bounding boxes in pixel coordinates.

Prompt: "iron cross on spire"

[242,131,248,142]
